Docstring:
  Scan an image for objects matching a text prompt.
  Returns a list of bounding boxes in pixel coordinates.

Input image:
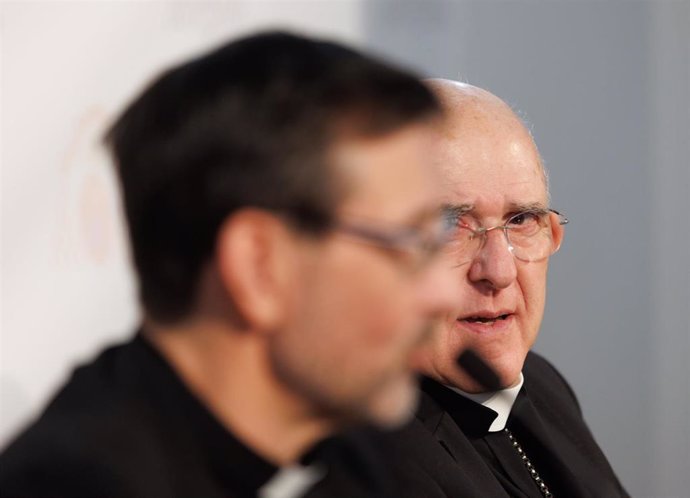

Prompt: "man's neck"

[144,319,334,466]
[447,373,524,432]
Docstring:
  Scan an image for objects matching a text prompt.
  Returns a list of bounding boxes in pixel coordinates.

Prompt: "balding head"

[426,79,548,193]
[413,79,565,393]
[427,79,505,112]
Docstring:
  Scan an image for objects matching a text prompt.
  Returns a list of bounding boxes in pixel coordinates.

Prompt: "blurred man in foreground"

[386,79,629,497]
[0,33,459,497]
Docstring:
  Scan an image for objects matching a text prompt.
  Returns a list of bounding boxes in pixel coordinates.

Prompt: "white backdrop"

[0,0,365,448]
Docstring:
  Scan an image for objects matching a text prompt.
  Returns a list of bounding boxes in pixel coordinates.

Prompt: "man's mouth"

[457,310,513,327]
[460,313,511,325]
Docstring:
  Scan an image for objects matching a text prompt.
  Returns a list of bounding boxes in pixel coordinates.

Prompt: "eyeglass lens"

[446,210,558,263]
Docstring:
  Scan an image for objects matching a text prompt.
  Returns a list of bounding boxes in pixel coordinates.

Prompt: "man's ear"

[550,212,565,254]
[215,209,299,333]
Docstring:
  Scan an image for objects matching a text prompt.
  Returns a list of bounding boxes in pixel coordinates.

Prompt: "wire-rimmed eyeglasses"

[444,208,568,263]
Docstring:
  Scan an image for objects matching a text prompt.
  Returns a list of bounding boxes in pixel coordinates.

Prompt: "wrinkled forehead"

[435,112,548,214]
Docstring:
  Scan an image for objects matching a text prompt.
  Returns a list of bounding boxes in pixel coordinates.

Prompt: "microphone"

[456,349,502,391]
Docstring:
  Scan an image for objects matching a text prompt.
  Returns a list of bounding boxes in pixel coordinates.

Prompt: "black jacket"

[0,334,394,498]
[383,352,629,498]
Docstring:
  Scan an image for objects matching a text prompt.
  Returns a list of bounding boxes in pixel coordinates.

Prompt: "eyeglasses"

[444,208,568,263]
[328,210,457,271]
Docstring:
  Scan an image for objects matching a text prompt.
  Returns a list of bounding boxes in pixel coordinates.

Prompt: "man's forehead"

[429,80,549,193]
[440,171,549,217]
[435,133,548,199]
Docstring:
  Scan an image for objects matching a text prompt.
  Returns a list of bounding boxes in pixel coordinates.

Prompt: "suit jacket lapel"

[417,380,513,497]
[511,385,599,498]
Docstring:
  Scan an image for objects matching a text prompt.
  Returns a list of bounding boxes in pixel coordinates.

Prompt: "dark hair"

[105,31,440,323]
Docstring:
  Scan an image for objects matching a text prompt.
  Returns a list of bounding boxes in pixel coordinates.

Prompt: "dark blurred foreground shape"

[0,30,461,498]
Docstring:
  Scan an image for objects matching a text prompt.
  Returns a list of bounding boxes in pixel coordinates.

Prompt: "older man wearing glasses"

[385,80,629,497]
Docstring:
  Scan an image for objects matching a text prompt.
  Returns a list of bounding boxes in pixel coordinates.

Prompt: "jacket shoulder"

[0,340,169,497]
[523,351,582,413]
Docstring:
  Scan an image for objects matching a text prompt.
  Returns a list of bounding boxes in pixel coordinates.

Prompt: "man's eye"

[455,215,476,231]
[508,211,541,227]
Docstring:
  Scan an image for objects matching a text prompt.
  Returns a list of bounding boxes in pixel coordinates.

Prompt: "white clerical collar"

[258,464,325,498]
[448,373,524,432]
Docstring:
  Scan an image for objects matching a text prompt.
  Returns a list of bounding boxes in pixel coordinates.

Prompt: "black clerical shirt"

[423,378,560,497]
[381,353,629,498]
[0,333,394,498]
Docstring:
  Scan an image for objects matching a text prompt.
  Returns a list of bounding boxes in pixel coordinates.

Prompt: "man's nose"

[467,229,517,290]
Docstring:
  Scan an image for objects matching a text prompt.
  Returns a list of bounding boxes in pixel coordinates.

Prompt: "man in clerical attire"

[0,33,460,498]
[384,80,630,498]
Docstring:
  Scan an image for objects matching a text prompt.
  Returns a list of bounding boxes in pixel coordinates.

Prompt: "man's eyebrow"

[441,203,473,217]
[506,202,548,213]
[439,202,548,220]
